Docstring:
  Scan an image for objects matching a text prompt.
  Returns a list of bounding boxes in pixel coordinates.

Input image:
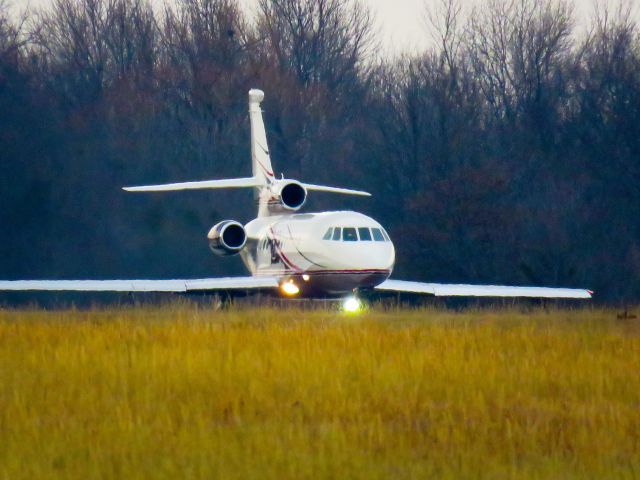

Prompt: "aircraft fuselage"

[241,211,395,296]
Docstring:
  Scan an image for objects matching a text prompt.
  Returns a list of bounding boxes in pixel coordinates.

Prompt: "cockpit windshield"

[358,227,372,241]
[343,228,358,241]
[371,228,384,241]
[322,227,390,242]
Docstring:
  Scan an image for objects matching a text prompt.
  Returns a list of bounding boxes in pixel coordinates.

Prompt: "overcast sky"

[10,0,636,56]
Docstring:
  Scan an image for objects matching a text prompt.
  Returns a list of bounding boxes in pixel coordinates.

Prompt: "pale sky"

[9,0,635,56]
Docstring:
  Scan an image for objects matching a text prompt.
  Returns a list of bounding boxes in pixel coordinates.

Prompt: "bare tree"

[31,0,157,102]
[0,0,32,71]
[0,0,15,52]
[158,0,252,174]
[102,0,157,86]
[257,0,375,96]
[580,0,639,116]
[465,0,573,122]
[426,0,464,76]
[161,0,249,74]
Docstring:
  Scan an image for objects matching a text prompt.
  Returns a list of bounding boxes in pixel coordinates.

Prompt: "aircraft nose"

[325,240,395,272]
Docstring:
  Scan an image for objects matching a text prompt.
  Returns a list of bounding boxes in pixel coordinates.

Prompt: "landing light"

[280,281,300,296]
[343,296,362,313]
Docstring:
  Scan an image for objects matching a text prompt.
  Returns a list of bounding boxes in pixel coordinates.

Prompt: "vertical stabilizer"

[249,89,275,187]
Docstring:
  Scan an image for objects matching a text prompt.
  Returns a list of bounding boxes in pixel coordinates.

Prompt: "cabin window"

[358,227,372,241]
[372,228,385,242]
[323,228,333,240]
[343,228,358,241]
[332,227,342,241]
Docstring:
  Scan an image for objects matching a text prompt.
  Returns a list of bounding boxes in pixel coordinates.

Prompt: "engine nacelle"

[272,180,307,211]
[207,220,247,256]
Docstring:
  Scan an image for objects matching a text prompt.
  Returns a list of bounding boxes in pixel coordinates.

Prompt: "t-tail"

[123,89,370,217]
[248,89,275,186]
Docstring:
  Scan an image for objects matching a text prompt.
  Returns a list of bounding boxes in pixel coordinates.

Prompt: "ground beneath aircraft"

[0,304,638,479]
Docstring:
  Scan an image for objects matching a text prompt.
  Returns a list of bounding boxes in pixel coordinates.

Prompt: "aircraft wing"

[375,280,592,299]
[0,277,279,292]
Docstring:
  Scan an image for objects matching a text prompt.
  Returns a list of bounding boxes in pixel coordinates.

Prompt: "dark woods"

[0,0,638,302]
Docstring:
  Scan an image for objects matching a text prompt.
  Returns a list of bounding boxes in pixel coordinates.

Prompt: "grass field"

[0,304,639,479]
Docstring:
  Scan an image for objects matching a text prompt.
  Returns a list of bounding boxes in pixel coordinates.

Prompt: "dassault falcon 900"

[0,89,592,305]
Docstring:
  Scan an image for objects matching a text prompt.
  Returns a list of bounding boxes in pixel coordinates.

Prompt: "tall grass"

[0,305,638,479]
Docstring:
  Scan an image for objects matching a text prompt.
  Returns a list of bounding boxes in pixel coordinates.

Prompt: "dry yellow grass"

[0,304,639,479]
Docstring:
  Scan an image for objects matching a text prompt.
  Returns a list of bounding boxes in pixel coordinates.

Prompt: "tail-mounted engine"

[207,220,247,256]
[269,180,307,212]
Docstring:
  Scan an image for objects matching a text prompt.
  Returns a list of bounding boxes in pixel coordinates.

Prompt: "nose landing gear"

[342,289,365,313]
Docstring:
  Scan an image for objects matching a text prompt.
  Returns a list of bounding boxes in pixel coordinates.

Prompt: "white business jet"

[0,89,592,304]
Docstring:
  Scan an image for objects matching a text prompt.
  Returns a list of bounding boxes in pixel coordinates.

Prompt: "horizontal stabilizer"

[302,183,371,197]
[123,177,262,192]
[376,280,592,298]
[123,178,371,197]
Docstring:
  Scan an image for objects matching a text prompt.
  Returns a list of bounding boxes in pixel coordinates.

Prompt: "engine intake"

[207,220,247,256]
[276,181,307,211]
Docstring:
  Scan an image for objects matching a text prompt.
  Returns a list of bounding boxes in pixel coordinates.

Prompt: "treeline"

[0,0,639,302]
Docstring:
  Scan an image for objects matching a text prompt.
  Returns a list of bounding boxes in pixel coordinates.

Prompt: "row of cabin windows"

[322,227,390,242]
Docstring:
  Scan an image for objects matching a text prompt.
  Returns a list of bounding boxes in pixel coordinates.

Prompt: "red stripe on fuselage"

[257,269,391,276]
[268,227,304,273]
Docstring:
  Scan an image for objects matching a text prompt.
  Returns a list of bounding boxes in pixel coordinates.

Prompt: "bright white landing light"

[280,281,300,296]
[343,296,362,313]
